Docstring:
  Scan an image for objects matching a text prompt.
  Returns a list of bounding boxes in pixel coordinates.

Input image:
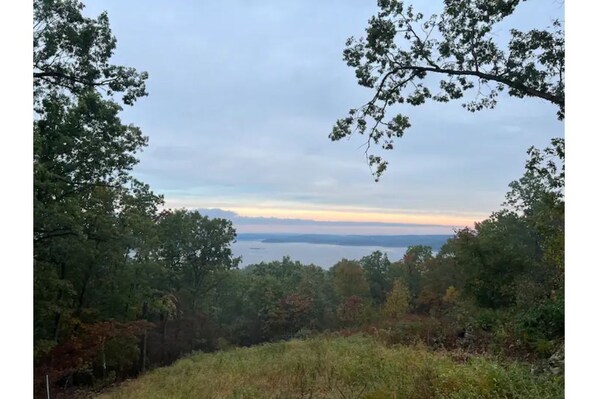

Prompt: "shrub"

[515,294,564,356]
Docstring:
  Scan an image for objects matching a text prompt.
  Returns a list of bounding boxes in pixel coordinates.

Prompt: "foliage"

[383,280,410,321]
[443,139,563,311]
[331,259,370,299]
[33,0,241,392]
[330,0,564,179]
[34,0,161,368]
[202,258,339,347]
[265,293,315,338]
[515,293,564,354]
[415,252,464,316]
[337,295,369,327]
[360,251,392,305]
[390,245,433,308]
[505,138,564,286]
[34,0,147,105]
[36,320,152,384]
[156,209,240,310]
[449,211,537,308]
[442,286,460,304]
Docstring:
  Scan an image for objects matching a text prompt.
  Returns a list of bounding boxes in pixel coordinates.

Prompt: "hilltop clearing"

[98,335,562,399]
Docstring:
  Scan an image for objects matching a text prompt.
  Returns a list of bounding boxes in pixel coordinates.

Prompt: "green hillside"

[98,335,563,399]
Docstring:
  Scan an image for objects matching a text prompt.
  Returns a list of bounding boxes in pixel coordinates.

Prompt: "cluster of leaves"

[331,0,564,180]
[34,0,147,105]
[36,320,152,384]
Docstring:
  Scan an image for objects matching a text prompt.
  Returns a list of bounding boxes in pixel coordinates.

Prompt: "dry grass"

[97,335,563,399]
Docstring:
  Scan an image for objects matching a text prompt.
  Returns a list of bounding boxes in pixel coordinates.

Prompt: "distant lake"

[232,240,409,269]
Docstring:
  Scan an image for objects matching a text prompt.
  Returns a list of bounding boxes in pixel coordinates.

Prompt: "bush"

[515,294,564,356]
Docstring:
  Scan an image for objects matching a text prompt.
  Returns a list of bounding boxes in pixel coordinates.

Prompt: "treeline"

[35,142,564,391]
[33,0,564,396]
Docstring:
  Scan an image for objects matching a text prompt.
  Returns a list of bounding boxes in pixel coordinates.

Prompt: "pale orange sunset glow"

[163,197,485,228]
[228,206,482,227]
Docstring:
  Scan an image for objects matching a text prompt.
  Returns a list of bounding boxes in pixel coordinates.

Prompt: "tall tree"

[504,138,564,287]
[447,212,537,309]
[155,209,240,311]
[391,245,433,308]
[330,259,370,300]
[33,0,161,385]
[383,280,410,321]
[360,251,392,305]
[330,0,564,179]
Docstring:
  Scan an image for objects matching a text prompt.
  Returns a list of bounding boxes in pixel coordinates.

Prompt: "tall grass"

[98,335,563,399]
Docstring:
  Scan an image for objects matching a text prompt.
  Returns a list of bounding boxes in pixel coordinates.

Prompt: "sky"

[84,0,564,234]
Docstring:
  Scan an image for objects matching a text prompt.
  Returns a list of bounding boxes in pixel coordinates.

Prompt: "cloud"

[85,0,563,223]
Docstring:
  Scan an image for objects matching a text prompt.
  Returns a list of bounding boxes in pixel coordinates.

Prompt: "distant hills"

[236,233,452,251]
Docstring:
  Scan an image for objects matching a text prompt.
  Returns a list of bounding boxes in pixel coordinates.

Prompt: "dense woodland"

[33,0,564,397]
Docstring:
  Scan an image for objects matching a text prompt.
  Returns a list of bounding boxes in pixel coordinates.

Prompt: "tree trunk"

[140,301,148,373]
[52,261,67,341]
[142,329,147,373]
[101,340,106,379]
[161,314,167,365]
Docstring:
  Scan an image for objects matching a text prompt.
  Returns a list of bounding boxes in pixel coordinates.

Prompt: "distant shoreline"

[236,233,451,251]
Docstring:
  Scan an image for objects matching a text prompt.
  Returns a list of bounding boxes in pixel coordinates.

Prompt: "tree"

[246,256,305,291]
[383,280,410,321]
[330,0,564,179]
[504,138,564,285]
[265,293,314,338]
[296,265,338,330]
[33,1,169,390]
[337,295,369,327]
[447,211,538,309]
[34,0,147,105]
[360,251,392,305]
[415,249,465,315]
[155,209,240,311]
[390,245,433,308]
[330,259,370,299]
[440,139,564,310]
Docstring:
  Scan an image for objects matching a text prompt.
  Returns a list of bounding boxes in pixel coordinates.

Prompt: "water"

[232,240,409,269]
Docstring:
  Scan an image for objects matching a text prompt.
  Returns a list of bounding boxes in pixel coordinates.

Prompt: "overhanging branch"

[34,70,117,88]
[388,64,564,107]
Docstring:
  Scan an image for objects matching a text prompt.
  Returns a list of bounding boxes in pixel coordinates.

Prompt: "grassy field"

[97,335,563,399]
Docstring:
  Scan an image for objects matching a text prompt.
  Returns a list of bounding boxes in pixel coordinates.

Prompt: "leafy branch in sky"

[330,0,564,180]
